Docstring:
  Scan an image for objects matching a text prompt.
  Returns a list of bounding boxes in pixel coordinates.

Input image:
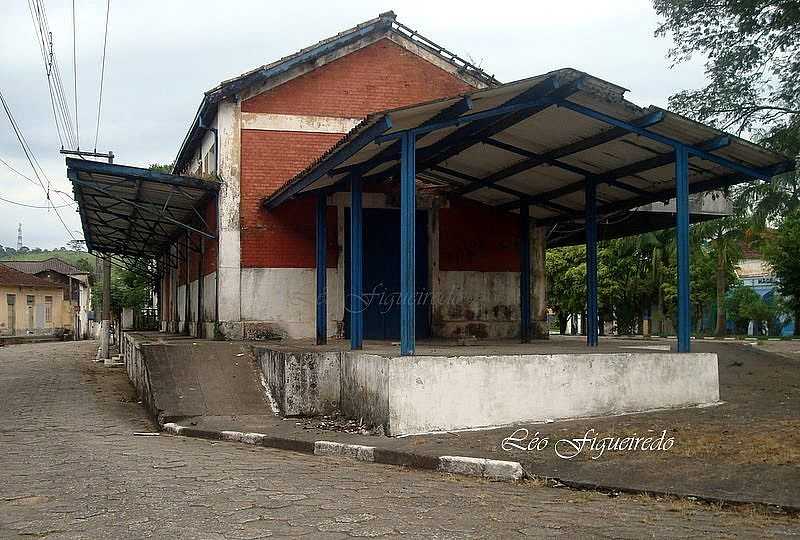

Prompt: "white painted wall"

[216,100,242,337]
[384,352,720,435]
[177,285,186,323]
[241,113,361,133]
[240,267,343,339]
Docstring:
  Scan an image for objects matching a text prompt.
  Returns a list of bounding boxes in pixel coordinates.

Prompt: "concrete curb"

[159,423,797,513]
[160,423,523,482]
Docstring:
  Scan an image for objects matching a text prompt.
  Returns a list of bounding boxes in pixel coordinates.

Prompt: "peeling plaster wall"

[240,267,343,339]
[433,271,521,339]
[216,100,242,338]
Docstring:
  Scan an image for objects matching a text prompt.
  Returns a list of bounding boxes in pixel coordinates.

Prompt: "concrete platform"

[252,336,720,436]
[121,332,719,436]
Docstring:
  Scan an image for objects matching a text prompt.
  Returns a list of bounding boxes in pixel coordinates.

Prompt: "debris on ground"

[294,411,386,436]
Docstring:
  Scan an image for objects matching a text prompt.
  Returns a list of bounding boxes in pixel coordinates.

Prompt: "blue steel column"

[585,180,599,347]
[400,131,416,356]
[315,193,327,345]
[675,145,691,352]
[519,204,531,343]
[350,177,363,350]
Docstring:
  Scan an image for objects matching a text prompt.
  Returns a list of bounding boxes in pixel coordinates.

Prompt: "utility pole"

[64,149,115,361]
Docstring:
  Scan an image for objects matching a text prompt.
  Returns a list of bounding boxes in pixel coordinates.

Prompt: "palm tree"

[692,216,743,336]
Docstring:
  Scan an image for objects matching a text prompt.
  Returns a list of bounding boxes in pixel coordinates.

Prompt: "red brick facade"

[242,39,472,118]
[240,38,474,270]
[439,199,520,272]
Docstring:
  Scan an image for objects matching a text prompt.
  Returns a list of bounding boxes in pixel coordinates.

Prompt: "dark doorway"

[345,208,430,340]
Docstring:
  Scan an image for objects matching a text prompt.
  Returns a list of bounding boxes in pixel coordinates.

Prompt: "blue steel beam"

[329,96,473,177]
[495,134,732,213]
[350,177,364,350]
[431,165,575,215]
[375,76,564,144]
[585,180,599,347]
[263,116,392,210]
[675,145,691,352]
[400,131,416,356]
[520,204,531,343]
[316,193,327,345]
[451,111,667,198]
[365,77,583,184]
[558,102,772,180]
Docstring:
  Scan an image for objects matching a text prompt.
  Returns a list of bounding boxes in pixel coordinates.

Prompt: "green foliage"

[653,0,800,136]
[764,209,800,320]
[725,285,764,333]
[546,245,586,319]
[149,163,174,173]
[91,266,152,315]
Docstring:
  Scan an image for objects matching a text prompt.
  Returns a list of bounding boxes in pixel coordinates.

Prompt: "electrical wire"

[27,0,77,150]
[0,89,78,241]
[94,0,110,151]
[72,0,79,148]
[0,195,74,209]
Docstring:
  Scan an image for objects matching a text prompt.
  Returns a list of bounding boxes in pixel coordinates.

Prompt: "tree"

[725,285,763,334]
[692,216,744,335]
[654,0,799,137]
[149,163,173,173]
[546,246,586,334]
[91,266,152,317]
[763,209,800,334]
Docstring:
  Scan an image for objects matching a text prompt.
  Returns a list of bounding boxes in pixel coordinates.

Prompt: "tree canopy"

[654,0,799,137]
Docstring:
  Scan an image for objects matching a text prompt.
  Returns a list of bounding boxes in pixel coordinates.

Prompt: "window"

[26,295,34,306]
[44,296,53,324]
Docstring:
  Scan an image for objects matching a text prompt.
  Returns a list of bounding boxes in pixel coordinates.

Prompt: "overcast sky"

[0,0,706,250]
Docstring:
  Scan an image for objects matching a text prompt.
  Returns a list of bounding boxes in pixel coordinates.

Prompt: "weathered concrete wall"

[339,353,390,430]
[216,99,243,340]
[433,271,521,339]
[213,343,721,437]
[253,347,340,416]
[385,353,720,435]
[241,267,343,339]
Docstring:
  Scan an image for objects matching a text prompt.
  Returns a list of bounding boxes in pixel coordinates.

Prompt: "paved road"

[0,341,798,539]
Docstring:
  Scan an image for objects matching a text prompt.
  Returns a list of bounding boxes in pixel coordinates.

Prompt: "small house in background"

[735,243,794,336]
[0,264,69,337]
[2,258,92,339]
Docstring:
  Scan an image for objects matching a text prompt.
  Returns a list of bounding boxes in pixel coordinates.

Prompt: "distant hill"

[0,250,96,273]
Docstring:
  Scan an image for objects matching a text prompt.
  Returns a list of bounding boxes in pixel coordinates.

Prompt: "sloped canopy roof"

[67,158,218,262]
[263,68,794,229]
[0,264,63,289]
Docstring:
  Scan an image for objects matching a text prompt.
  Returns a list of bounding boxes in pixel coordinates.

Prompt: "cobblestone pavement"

[1,341,799,539]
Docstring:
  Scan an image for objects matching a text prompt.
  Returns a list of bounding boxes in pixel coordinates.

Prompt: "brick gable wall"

[239,38,474,269]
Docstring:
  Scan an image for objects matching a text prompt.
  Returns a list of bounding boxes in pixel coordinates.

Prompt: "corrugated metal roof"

[66,159,218,260]
[263,68,794,227]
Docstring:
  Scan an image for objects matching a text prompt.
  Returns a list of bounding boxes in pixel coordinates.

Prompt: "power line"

[0,157,76,205]
[27,0,77,150]
[0,88,78,241]
[72,0,79,148]
[0,195,74,209]
[94,0,111,151]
